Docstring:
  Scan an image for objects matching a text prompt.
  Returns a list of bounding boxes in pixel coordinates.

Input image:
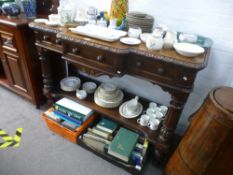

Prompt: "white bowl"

[82,82,97,94]
[173,42,205,57]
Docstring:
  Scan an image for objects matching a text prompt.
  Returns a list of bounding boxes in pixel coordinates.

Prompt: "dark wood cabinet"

[0,16,43,107]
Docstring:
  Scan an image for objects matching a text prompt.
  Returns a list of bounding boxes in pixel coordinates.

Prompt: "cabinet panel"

[4,53,27,92]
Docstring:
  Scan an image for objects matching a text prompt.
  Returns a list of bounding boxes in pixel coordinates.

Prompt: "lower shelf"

[78,138,148,175]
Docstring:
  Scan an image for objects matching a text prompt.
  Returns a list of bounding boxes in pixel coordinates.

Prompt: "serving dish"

[82,82,97,94]
[173,42,205,57]
[69,24,127,42]
[34,18,48,24]
[120,37,141,45]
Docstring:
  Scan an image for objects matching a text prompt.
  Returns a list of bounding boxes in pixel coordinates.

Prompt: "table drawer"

[125,55,196,88]
[0,30,17,52]
[34,31,62,51]
[63,42,124,76]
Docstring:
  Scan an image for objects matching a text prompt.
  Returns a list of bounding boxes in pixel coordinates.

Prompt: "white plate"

[120,37,141,45]
[173,42,205,57]
[119,101,143,119]
[60,76,81,92]
[45,21,60,26]
[34,18,48,24]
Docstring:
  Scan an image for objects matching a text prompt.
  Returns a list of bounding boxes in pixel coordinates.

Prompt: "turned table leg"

[154,90,190,163]
[37,47,54,104]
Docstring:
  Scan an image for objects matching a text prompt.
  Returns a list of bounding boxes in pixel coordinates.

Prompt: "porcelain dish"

[34,18,49,24]
[82,82,97,94]
[173,42,205,57]
[120,37,141,45]
[119,101,143,119]
[94,83,124,108]
[45,21,60,26]
[60,76,81,92]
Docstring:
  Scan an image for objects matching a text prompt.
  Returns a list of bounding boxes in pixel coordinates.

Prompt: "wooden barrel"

[164,87,233,175]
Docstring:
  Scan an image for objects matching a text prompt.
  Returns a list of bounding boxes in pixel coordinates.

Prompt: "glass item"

[57,0,73,26]
[2,2,21,18]
[110,0,128,26]
[128,26,142,38]
[21,0,36,18]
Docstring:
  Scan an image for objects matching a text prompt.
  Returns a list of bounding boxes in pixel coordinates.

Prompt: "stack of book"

[82,118,118,153]
[50,98,94,131]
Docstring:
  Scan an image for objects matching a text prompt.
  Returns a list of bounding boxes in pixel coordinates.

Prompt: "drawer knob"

[43,35,49,41]
[72,48,79,54]
[97,55,105,62]
[136,62,142,67]
[157,67,164,74]
[116,70,122,75]
[56,39,61,45]
[183,76,188,81]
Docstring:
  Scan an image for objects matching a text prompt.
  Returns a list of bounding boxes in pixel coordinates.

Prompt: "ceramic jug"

[146,33,164,51]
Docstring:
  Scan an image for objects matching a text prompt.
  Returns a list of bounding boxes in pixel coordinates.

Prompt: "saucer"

[119,101,143,119]
[120,37,141,45]
[45,21,60,26]
[34,18,48,24]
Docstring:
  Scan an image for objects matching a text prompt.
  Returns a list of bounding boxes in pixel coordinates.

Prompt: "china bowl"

[173,42,205,57]
[82,82,97,94]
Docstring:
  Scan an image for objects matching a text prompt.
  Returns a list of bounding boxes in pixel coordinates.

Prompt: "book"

[83,132,111,144]
[82,136,107,153]
[61,120,79,131]
[108,128,139,162]
[96,118,118,134]
[53,110,83,125]
[54,98,93,120]
[44,108,61,122]
[88,127,113,140]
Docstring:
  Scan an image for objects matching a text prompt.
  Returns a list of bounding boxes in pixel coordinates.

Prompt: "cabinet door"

[3,52,28,92]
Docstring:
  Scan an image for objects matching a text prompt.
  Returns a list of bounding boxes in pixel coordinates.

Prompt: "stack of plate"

[94,83,124,108]
[126,12,154,33]
[60,76,81,92]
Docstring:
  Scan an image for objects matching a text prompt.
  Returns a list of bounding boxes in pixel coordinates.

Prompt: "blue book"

[53,110,83,126]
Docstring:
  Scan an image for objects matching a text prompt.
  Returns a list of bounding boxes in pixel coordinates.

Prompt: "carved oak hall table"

[29,22,211,163]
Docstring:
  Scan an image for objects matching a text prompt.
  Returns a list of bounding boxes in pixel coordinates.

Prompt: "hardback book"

[61,120,79,131]
[88,127,113,140]
[44,108,61,122]
[54,98,93,120]
[108,128,139,162]
[83,136,107,153]
[83,132,111,144]
[52,110,82,126]
[96,118,118,134]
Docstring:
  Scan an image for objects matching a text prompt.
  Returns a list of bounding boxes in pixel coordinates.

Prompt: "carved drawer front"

[0,31,17,52]
[126,55,196,88]
[63,42,124,76]
[34,31,62,51]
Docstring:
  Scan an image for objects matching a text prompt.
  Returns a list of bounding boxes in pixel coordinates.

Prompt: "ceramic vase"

[22,0,36,18]
[1,2,21,18]
[110,0,128,26]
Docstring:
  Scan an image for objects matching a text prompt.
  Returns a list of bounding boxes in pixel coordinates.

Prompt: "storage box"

[42,108,97,143]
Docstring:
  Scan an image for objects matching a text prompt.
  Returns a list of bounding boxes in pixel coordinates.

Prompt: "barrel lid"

[213,87,233,114]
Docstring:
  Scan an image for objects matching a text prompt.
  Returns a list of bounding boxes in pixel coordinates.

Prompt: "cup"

[149,102,157,109]
[155,111,164,120]
[48,14,60,23]
[160,105,168,115]
[147,118,160,130]
[146,108,155,116]
[76,89,87,100]
[128,26,142,38]
[137,114,150,126]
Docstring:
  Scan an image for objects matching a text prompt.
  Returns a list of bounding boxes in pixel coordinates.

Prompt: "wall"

[71,0,233,133]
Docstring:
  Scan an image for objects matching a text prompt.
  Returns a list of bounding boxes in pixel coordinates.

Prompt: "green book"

[108,128,139,162]
[96,118,118,134]
[53,98,93,120]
